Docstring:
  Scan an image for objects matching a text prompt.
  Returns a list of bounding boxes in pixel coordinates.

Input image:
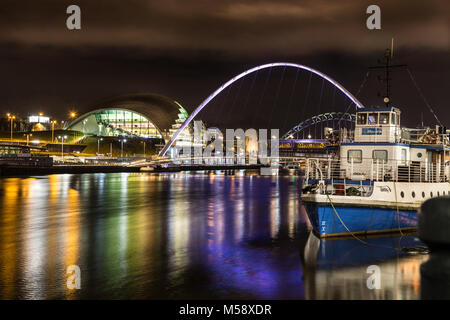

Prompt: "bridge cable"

[282,68,300,135]
[213,85,232,128]
[298,72,313,130]
[241,70,259,117]
[227,77,246,123]
[253,67,273,128]
[338,71,371,127]
[317,79,325,138]
[267,66,286,128]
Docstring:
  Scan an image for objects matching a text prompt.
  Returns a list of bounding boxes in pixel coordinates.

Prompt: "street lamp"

[24,133,33,146]
[141,140,146,157]
[121,139,127,158]
[50,120,57,143]
[97,138,103,155]
[58,135,68,161]
[6,113,16,141]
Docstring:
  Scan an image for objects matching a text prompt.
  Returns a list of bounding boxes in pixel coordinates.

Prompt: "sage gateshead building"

[64,93,190,144]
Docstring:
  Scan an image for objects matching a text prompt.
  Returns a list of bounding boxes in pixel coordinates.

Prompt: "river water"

[0,172,427,299]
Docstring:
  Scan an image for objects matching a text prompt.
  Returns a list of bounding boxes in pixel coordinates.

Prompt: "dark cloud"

[0,0,448,132]
[0,0,448,55]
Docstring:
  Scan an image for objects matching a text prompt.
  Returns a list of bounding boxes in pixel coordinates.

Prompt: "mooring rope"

[326,193,373,246]
[325,193,403,251]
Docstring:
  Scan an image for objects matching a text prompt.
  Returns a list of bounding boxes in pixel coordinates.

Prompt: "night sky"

[0,0,448,133]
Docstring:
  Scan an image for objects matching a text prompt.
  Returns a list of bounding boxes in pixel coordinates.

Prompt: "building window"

[347,150,362,163]
[357,113,367,125]
[379,113,389,124]
[368,113,378,124]
[372,150,388,163]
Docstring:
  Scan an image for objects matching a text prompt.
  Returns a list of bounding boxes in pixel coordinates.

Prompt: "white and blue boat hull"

[305,203,417,238]
[302,181,450,238]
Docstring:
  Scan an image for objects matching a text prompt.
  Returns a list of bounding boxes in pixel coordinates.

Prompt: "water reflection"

[0,173,306,299]
[0,173,430,299]
[300,231,428,299]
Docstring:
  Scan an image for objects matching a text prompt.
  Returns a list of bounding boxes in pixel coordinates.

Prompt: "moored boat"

[302,51,449,238]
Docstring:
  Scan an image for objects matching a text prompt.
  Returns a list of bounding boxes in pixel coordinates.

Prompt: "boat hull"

[304,203,417,238]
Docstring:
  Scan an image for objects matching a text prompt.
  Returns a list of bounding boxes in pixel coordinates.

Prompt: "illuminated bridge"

[282,112,356,139]
[159,62,365,157]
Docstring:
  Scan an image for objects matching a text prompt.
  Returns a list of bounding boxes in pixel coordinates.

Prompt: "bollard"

[419,196,450,299]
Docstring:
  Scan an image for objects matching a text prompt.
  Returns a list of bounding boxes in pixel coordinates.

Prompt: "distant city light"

[28,115,50,123]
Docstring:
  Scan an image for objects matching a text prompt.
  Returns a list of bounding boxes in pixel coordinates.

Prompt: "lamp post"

[121,139,127,158]
[97,138,103,155]
[58,135,68,161]
[6,113,15,141]
[24,133,33,146]
[51,120,57,143]
[142,140,146,157]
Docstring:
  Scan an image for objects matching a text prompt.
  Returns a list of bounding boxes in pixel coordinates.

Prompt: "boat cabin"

[338,107,449,182]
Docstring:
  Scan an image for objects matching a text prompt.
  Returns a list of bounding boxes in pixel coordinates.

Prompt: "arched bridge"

[282,112,356,139]
[159,62,365,156]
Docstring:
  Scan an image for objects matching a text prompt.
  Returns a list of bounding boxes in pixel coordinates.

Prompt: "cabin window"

[368,113,378,124]
[347,150,362,163]
[372,150,388,163]
[357,113,367,125]
[391,113,396,124]
[396,113,400,125]
[379,113,389,124]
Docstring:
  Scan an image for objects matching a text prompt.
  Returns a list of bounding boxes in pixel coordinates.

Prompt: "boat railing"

[401,128,449,145]
[304,158,449,195]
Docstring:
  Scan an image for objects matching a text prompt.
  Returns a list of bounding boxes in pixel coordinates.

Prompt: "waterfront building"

[65,93,190,144]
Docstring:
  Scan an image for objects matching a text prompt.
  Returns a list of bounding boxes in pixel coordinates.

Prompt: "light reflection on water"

[0,172,427,299]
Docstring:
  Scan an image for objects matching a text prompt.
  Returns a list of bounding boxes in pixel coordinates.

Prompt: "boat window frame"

[368,113,378,125]
[372,149,388,163]
[379,113,390,125]
[357,113,367,125]
[347,149,362,163]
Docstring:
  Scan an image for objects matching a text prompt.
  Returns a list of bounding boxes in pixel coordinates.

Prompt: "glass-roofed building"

[65,93,190,143]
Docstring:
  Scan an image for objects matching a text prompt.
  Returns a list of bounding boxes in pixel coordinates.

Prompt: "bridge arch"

[282,112,355,139]
[160,62,365,156]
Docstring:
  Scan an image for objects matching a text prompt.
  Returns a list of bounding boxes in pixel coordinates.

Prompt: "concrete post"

[419,197,450,299]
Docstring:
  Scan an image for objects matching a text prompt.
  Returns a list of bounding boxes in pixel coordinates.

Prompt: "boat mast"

[383,48,392,107]
[369,41,406,107]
